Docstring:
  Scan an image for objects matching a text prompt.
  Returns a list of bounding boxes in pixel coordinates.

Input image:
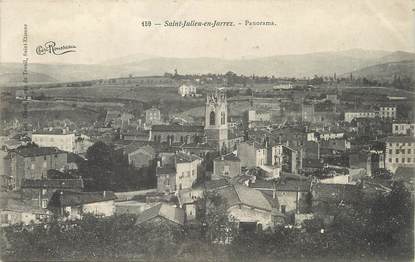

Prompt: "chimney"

[103,191,106,198]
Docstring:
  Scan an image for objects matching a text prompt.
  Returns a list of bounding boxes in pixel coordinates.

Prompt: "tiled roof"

[249,177,311,192]
[214,153,240,162]
[135,203,185,226]
[21,178,84,189]
[152,125,204,133]
[205,179,230,191]
[49,190,117,207]
[213,183,275,212]
[13,147,65,157]
[175,152,202,163]
[125,143,155,155]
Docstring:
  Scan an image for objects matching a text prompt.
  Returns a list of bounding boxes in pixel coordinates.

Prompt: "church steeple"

[205,89,228,151]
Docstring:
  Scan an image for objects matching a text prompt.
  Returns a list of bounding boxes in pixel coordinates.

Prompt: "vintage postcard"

[0,0,414,261]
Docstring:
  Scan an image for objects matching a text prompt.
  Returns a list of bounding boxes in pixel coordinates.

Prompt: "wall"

[213,159,241,178]
[11,152,67,190]
[82,200,115,217]
[228,205,273,229]
[176,160,200,190]
[32,134,75,152]
[237,143,257,168]
[128,150,154,169]
[385,141,415,172]
[157,173,176,193]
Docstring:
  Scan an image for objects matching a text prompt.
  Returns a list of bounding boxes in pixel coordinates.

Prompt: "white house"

[178,84,197,97]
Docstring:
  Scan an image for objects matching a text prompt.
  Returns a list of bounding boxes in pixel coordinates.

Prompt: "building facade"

[392,123,415,136]
[379,106,397,119]
[385,136,415,173]
[7,147,67,190]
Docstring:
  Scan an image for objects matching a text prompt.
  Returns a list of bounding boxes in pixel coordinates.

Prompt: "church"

[150,90,243,152]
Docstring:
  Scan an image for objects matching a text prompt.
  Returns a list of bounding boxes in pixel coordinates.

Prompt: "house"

[249,175,312,215]
[31,129,76,152]
[344,110,377,122]
[145,107,161,125]
[7,147,67,190]
[392,122,415,136]
[385,136,415,172]
[213,153,241,178]
[378,106,397,119]
[320,138,351,152]
[21,178,84,209]
[247,109,271,125]
[48,190,117,220]
[135,203,185,226]
[177,187,204,221]
[208,183,285,230]
[157,152,202,193]
[124,144,155,169]
[178,84,197,97]
[237,141,267,169]
[150,125,204,144]
[0,198,50,227]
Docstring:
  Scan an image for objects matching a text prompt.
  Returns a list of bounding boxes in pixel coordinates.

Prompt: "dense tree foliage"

[1,182,413,261]
[79,141,156,192]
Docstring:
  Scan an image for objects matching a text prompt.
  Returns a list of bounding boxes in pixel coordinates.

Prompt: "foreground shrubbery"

[1,182,413,261]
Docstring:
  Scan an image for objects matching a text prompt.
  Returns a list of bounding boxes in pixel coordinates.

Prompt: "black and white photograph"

[0,0,414,261]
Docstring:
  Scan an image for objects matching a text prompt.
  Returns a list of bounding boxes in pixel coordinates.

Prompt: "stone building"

[213,153,241,178]
[21,178,84,209]
[385,136,415,173]
[7,147,67,190]
[157,152,202,193]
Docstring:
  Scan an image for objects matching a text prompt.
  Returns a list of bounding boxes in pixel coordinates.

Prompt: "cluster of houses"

[0,89,413,237]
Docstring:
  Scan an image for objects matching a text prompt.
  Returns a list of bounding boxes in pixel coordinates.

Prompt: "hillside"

[0,49,414,86]
[346,60,415,82]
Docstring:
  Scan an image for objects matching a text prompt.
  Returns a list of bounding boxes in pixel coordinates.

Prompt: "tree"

[202,191,236,244]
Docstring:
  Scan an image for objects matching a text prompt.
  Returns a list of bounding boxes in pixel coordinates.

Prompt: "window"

[43,156,47,160]
[396,149,400,154]
[389,149,392,154]
[192,170,195,177]
[221,112,226,125]
[209,111,215,126]
[396,158,399,163]
[402,158,405,163]
[388,158,392,163]
[408,158,411,163]
[42,189,47,195]
[408,149,412,154]
[31,163,35,170]
[281,205,286,214]
[41,200,48,209]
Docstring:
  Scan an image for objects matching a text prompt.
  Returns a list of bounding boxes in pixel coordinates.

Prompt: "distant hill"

[345,60,415,82]
[0,49,414,86]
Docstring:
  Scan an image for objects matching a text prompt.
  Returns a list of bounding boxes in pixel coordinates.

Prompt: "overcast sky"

[1,0,414,64]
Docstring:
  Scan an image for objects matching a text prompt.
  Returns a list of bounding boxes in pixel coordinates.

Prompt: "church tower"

[205,90,228,151]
